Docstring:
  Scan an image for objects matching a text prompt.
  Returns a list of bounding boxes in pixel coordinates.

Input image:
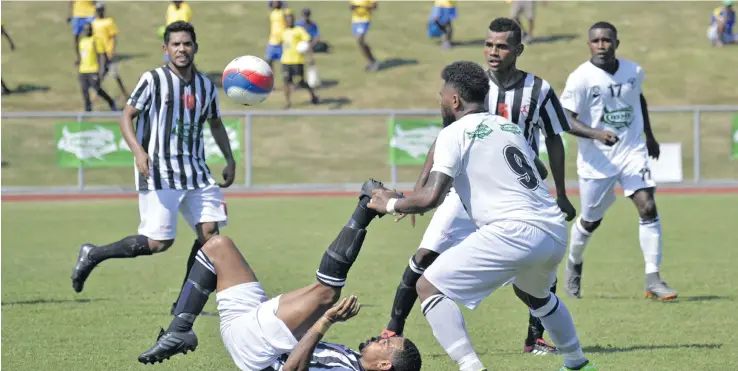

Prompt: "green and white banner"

[732,115,738,160]
[388,118,442,165]
[55,120,242,168]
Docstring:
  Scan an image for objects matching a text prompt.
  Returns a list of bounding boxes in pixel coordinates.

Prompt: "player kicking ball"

[137,180,422,371]
[559,22,677,300]
[368,61,595,371]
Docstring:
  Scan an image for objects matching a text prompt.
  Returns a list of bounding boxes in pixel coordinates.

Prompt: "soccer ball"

[222,56,274,106]
[296,41,310,54]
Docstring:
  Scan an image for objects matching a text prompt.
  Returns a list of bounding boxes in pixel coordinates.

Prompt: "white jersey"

[560,58,647,179]
[431,112,566,242]
[267,342,363,371]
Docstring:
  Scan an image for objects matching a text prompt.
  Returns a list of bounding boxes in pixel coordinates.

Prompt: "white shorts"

[217,283,298,371]
[137,184,228,240]
[418,188,477,254]
[579,154,656,222]
[423,220,566,310]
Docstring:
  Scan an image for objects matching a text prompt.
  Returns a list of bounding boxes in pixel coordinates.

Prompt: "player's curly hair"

[488,17,522,45]
[164,21,197,44]
[441,61,489,105]
[391,338,422,371]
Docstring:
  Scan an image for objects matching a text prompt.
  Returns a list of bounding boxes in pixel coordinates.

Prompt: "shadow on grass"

[116,53,148,62]
[378,58,419,72]
[3,84,51,95]
[583,343,722,354]
[1,298,108,306]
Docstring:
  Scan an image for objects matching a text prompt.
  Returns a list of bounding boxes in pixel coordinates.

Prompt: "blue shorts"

[265,44,283,62]
[430,6,457,26]
[352,22,371,38]
[72,16,96,35]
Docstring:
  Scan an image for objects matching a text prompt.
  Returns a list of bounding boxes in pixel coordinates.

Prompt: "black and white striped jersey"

[267,342,364,371]
[127,66,220,191]
[486,71,570,154]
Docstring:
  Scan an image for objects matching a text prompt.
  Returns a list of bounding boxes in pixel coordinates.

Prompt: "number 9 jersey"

[431,112,567,245]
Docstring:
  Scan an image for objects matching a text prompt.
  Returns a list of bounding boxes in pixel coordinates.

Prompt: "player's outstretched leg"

[565,217,597,298]
[631,188,677,300]
[524,280,559,355]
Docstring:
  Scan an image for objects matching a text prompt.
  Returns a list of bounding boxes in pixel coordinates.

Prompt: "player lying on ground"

[138,180,422,371]
[368,61,595,371]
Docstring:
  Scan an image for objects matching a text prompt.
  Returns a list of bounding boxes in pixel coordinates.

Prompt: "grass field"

[2,1,737,187]
[3,195,738,370]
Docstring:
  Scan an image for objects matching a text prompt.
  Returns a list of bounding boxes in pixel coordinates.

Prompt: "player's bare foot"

[524,338,558,355]
[71,243,98,293]
[138,328,198,364]
[644,272,678,300]
[565,260,583,298]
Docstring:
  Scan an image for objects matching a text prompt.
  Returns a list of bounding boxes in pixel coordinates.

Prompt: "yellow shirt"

[268,8,291,45]
[281,26,311,65]
[91,17,118,57]
[434,0,456,8]
[78,35,105,73]
[166,2,193,25]
[351,0,376,23]
[72,1,96,18]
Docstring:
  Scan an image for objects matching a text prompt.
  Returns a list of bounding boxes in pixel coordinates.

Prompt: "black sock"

[316,225,367,288]
[386,258,424,334]
[88,235,152,263]
[526,280,557,346]
[348,196,379,230]
[168,249,217,333]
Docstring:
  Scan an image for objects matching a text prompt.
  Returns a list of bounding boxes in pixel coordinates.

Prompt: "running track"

[3,186,737,203]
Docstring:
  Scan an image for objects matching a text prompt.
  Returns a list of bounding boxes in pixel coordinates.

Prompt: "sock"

[386,256,424,334]
[167,249,217,333]
[568,218,592,265]
[531,295,587,369]
[422,294,484,371]
[88,235,152,263]
[639,216,662,274]
[526,279,557,345]
[348,196,379,230]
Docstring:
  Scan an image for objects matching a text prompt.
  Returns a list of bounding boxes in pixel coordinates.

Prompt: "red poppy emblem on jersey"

[183,94,196,110]
[497,103,509,119]
[521,104,529,115]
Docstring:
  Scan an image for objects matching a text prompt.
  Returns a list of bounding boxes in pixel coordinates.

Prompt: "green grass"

[2,1,737,187]
[2,195,738,370]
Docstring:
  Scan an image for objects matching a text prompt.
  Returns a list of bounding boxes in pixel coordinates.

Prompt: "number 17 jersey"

[431,112,567,244]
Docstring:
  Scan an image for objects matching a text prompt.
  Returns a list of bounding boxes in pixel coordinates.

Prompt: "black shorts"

[79,73,101,90]
[282,64,305,83]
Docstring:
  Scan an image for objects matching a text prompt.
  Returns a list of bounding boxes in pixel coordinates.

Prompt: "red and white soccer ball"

[221,55,275,106]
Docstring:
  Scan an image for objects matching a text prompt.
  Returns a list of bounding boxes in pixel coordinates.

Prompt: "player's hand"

[367,188,403,214]
[646,137,660,160]
[134,150,151,178]
[323,295,361,323]
[219,161,236,188]
[556,195,577,222]
[394,213,420,227]
[596,131,619,146]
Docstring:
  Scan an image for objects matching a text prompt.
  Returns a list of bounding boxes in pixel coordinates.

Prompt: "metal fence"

[2,106,738,193]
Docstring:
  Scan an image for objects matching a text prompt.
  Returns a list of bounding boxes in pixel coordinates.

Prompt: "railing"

[2,106,737,192]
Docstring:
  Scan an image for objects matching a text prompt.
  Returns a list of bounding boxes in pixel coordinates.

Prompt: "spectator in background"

[68,1,97,65]
[266,0,290,71]
[77,23,117,112]
[708,0,736,47]
[164,1,193,62]
[281,13,319,109]
[92,3,127,99]
[350,0,379,71]
[430,0,457,49]
[509,0,536,43]
[1,20,16,95]
[296,8,322,88]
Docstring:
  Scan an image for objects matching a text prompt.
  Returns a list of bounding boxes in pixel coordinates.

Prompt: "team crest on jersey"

[500,123,522,135]
[628,77,636,88]
[592,86,601,98]
[602,106,634,130]
[466,123,493,139]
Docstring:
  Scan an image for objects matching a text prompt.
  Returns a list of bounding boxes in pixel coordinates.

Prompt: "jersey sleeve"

[430,127,462,179]
[538,88,571,137]
[127,72,153,111]
[209,87,221,119]
[301,27,312,42]
[109,19,119,37]
[560,70,587,116]
[94,36,105,54]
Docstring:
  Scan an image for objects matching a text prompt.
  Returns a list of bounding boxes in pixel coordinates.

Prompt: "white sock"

[421,294,484,371]
[639,216,662,274]
[531,295,587,369]
[568,217,592,265]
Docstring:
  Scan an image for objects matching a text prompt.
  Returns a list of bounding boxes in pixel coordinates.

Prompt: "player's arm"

[207,91,237,187]
[560,73,618,145]
[415,138,436,191]
[282,297,361,371]
[641,93,660,159]
[392,171,453,214]
[538,90,570,197]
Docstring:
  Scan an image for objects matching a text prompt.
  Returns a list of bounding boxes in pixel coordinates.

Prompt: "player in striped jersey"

[71,22,237,317]
[138,180,422,371]
[380,18,616,356]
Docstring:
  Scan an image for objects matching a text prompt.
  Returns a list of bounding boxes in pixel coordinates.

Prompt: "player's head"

[485,17,524,73]
[164,21,198,69]
[95,2,105,17]
[172,0,183,6]
[359,335,422,371]
[271,0,283,9]
[82,22,93,37]
[302,8,312,21]
[285,12,295,27]
[588,21,619,64]
[439,61,490,127]
[724,0,734,9]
